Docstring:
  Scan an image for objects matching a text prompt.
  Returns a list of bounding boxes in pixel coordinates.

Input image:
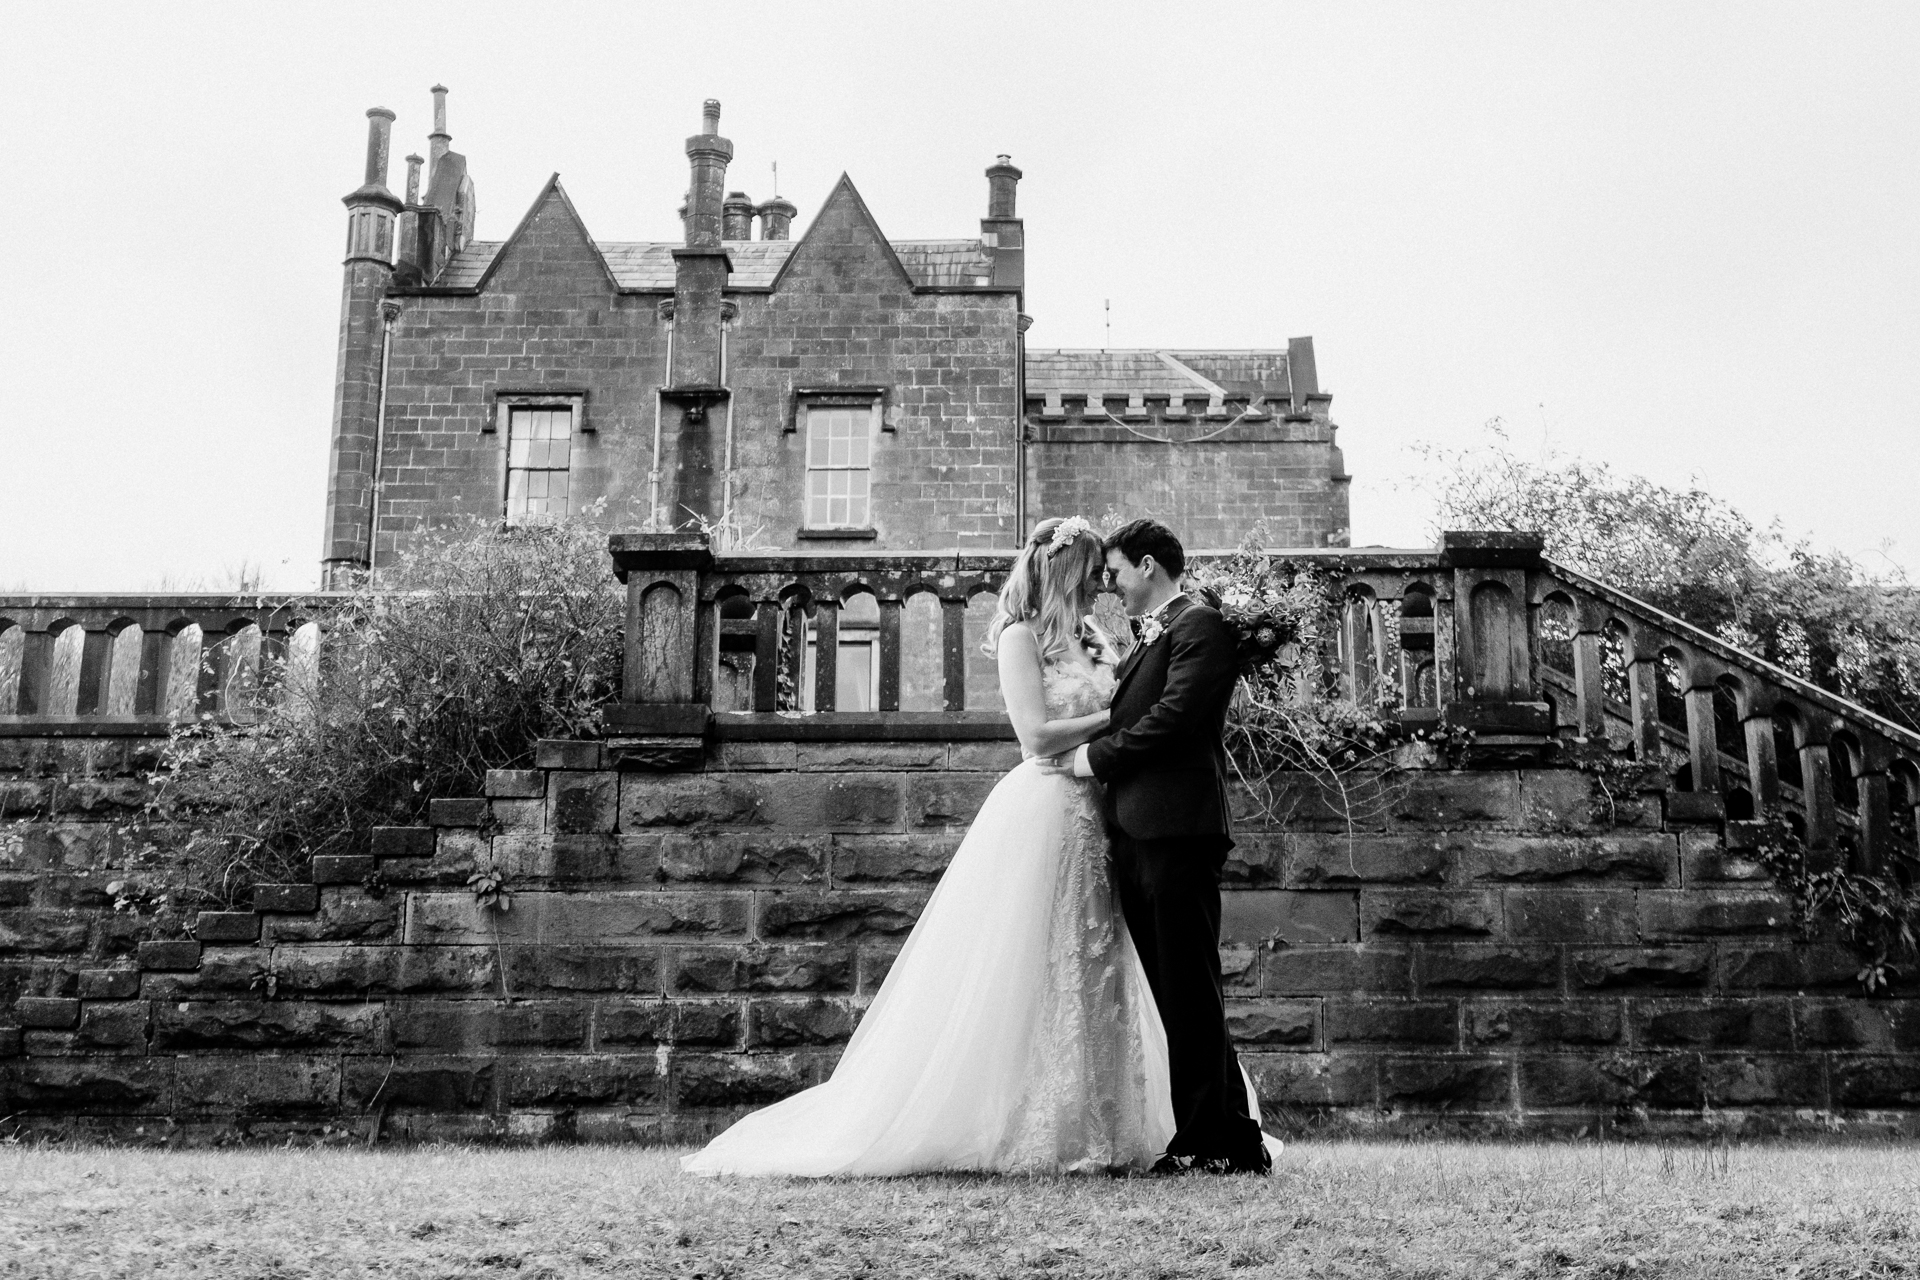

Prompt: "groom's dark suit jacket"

[1086,595,1238,843]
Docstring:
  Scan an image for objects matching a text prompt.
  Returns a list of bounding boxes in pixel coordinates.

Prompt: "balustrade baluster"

[878,597,902,712]
[784,598,808,711]
[1798,726,1839,868]
[1626,657,1662,762]
[752,602,780,712]
[1571,629,1605,742]
[1742,707,1781,809]
[17,630,52,716]
[75,629,113,718]
[1857,767,1892,875]
[941,597,966,712]
[813,599,840,713]
[1684,686,1722,793]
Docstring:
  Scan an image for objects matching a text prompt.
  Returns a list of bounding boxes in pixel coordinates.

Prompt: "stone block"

[137,949,267,999]
[618,775,772,828]
[0,876,35,908]
[1717,945,1864,992]
[505,946,660,996]
[392,1000,587,1052]
[265,946,404,997]
[343,1055,493,1111]
[1701,1054,1827,1107]
[1261,945,1412,995]
[857,945,902,995]
[135,940,200,971]
[1502,889,1637,943]
[501,1055,661,1108]
[0,911,90,953]
[946,742,1025,772]
[403,894,535,946]
[1218,832,1286,886]
[253,884,319,914]
[904,775,996,829]
[0,1025,18,1056]
[715,742,797,771]
[799,742,946,771]
[756,891,928,941]
[1639,891,1790,940]
[535,739,603,770]
[1633,1000,1793,1049]
[598,998,741,1047]
[1794,1001,1910,1051]
[490,833,622,882]
[485,769,546,799]
[673,1052,811,1108]
[1284,834,1446,886]
[1360,890,1498,937]
[748,997,860,1047]
[491,800,546,833]
[1518,1053,1702,1109]
[77,968,142,1000]
[1664,790,1726,825]
[1380,1056,1511,1108]
[1221,891,1358,946]
[151,1000,389,1052]
[429,798,489,828]
[72,1001,151,1051]
[1244,1052,1377,1107]
[264,890,399,944]
[34,873,114,911]
[1225,1000,1318,1047]
[548,772,619,835]
[13,997,79,1028]
[1830,1057,1920,1108]
[1518,770,1602,832]
[1326,999,1457,1046]
[1678,830,1772,885]
[311,855,376,885]
[1465,1002,1621,1047]
[830,833,960,883]
[660,833,828,884]
[12,1059,171,1112]
[1458,835,1675,884]
[543,892,750,942]
[371,827,435,859]
[1417,945,1560,991]
[194,911,260,943]
[1390,773,1519,828]
[671,945,854,994]
[1569,947,1711,990]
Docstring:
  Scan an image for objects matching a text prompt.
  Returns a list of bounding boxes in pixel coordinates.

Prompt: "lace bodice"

[1041,656,1115,719]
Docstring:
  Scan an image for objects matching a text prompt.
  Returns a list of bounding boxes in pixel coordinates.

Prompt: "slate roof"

[431,237,990,291]
[1026,350,1293,398]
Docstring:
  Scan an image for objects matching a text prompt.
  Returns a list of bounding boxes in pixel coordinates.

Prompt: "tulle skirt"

[682,760,1175,1177]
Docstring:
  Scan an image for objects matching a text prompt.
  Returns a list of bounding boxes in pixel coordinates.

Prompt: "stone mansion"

[320,91,1350,585]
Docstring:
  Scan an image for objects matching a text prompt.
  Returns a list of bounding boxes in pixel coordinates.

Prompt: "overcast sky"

[3,1,1915,590]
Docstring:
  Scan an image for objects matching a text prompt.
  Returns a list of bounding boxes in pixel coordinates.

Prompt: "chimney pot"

[722,191,757,240]
[428,85,452,173]
[757,196,797,241]
[363,108,396,190]
[701,99,721,134]
[682,99,734,248]
[404,154,423,205]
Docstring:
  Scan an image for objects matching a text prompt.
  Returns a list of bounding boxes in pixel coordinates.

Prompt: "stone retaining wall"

[3,732,1916,1143]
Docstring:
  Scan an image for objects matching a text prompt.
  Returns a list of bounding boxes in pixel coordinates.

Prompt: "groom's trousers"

[1112,832,1264,1163]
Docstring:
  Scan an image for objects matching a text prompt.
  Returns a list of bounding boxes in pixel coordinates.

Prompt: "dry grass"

[1,1140,1917,1278]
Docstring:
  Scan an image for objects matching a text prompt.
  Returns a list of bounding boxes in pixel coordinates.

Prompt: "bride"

[682,515,1175,1176]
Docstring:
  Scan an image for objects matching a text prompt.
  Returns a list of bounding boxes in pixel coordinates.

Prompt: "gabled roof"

[431,235,993,292]
[456,174,619,295]
[768,174,917,294]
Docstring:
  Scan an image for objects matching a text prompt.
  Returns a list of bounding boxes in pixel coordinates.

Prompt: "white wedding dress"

[682,655,1176,1176]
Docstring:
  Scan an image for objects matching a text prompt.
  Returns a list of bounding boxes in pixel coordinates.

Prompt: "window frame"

[496,395,585,525]
[799,397,883,534]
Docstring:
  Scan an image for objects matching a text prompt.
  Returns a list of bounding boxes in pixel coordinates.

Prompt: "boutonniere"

[1137,615,1165,647]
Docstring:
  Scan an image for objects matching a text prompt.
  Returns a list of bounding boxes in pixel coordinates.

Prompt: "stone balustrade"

[0,595,340,735]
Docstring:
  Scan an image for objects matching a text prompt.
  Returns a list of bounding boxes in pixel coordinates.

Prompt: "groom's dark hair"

[1104,519,1185,580]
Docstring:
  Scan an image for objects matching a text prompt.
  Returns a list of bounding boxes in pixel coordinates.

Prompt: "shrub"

[148,514,624,909]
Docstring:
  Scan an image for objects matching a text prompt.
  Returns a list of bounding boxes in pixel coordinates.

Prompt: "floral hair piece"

[1043,516,1092,559]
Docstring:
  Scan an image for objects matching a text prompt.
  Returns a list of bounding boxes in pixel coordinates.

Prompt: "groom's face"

[1106,548,1153,615]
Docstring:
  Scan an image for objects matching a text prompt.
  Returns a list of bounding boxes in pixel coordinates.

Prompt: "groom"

[1042,518,1269,1175]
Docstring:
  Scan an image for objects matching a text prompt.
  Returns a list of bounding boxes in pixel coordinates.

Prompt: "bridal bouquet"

[1185,552,1308,678]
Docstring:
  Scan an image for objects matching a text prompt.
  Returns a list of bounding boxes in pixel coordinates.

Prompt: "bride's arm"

[997,624,1111,759]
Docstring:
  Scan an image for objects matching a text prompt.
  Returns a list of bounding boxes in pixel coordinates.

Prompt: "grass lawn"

[1,1140,1917,1278]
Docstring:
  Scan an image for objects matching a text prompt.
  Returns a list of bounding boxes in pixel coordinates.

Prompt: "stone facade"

[320,93,1349,586]
[5,730,1914,1143]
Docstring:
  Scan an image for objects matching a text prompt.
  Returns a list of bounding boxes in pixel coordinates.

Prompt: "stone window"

[505,404,575,522]
[804,405,875,529]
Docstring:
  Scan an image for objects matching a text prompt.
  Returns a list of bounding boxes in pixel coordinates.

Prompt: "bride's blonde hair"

[984,516,1107,660]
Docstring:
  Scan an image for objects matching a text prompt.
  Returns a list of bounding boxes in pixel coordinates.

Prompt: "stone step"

[195,911,261,943]
[255,884,320,913]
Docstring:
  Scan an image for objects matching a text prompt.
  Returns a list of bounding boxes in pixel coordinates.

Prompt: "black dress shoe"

[1147,1153,1194,1177]
[1194,1147,1272,1176]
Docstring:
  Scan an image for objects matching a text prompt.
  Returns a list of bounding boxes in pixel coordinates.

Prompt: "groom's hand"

[1033,755,1075,777]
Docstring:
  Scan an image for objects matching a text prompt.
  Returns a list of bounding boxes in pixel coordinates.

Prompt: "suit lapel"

[1112,596,1189,701]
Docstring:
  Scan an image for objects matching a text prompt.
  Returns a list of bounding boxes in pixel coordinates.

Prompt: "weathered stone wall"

[4,732,1916,1143]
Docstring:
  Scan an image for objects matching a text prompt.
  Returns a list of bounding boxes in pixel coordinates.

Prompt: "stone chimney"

[682,99,732,249]
[757,196,796,240]
[428,84,451,177]
[395,153,431,285]
[722,191,756,240]
[403,153,423,205]
[671,100,733,389]
[981,155,1024,289]
[343,108,401,261]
